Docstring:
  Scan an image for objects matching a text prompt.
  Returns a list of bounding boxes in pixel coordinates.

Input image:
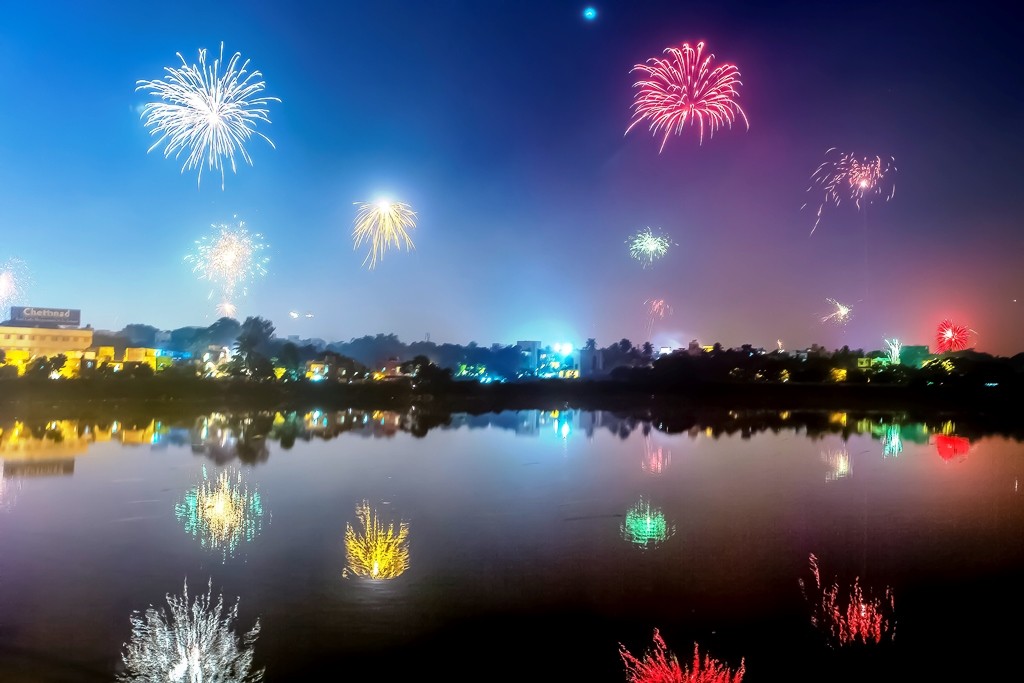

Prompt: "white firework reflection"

[118,579,263,682]
[137,43,280,189]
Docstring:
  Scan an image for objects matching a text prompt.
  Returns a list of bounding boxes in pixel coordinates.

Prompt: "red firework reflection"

[799,554,895,647]
[934,434,971,461]
[620,629,745,683]
[935,319,971,352]
[642,437,671,475]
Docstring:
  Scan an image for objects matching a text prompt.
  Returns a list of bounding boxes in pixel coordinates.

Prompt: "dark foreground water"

[1,408,1023,681]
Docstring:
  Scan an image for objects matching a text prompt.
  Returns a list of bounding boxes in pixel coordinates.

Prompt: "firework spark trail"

[804,149,896,235]
[175,467,265,562]
[627,40,749,151]
[799,553,895,648]
[821,298,852,324]
[352,200,417,270]
[620,629,746,683]
[935,319,972,352]
[118,579,263,682]
[186,220,269,315]
[0,258,30,317]
[644,298,673,339]
[137,43,280,189]
[628,228,672,267]
[884,338,902,365]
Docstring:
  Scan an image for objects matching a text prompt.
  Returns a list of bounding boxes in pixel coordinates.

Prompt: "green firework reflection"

[175,466,265,562]
[882,424,903,458]
[621,497,675,549]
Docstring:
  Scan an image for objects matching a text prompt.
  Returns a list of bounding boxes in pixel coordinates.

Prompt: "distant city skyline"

[1,1,1020,355]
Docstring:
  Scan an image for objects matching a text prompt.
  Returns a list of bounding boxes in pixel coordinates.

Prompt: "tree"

[641,341,654,362]
[119,324,159,347]
[277,342,301,380]
[234,316,275,376]
[584,338,597,351]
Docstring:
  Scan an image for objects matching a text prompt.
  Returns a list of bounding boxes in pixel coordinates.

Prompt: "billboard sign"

[9,307,82,326]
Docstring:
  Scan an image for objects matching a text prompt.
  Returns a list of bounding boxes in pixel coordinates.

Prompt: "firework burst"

[352,199,417,270]
[186,220,269,315]
[0,257,30,317]
[821,298,852,324]
[137,43,279,189]
[621,497,676,549]
[175,467,266,562]
[804,149,896,235]
[620,629,746,683]
[935,319,972,352]
[644,298,673,338]
[628,228,672,267]
[799,553,895,648]
[627,40,749,151]
[884,338,902,365]
[344,500,411,580]
[119,579,263,682]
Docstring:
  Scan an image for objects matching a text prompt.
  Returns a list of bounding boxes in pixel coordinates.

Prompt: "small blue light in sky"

[583,7,597,21]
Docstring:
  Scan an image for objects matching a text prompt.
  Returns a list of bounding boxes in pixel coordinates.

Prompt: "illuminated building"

[1,307,93,375]
[344,500,410,580]
[516,340,541,372]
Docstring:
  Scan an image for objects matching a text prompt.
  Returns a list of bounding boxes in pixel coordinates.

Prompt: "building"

[516,341,541,373]
[1,307,94,376]
[579,347,604,378]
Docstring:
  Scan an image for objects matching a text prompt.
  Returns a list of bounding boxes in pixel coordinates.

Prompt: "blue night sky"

[0,1,1020,354]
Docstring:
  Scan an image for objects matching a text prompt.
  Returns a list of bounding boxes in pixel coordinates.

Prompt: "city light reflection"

[821,448,851,482]
[641,435,671,475]
[343,500,410,580]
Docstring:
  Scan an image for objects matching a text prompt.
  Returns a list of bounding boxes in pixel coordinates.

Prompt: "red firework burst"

[627,41,749,152]
[934,434,971,461]
[935,319,971,352]
[620,629,745,683]
[804,149,897,235]
[799,554,896,648]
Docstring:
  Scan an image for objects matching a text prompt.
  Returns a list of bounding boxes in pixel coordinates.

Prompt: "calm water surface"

[1,409,1023,681]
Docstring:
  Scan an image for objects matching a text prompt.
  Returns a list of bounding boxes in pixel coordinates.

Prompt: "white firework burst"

[137,43,280,189]
[119,579,263,683]
[0,257,30,317]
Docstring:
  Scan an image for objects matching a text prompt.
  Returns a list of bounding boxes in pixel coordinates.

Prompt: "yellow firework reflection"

[344,500,410,580]
[176,467,265,562]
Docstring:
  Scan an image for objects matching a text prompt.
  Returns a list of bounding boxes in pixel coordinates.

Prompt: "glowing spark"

[620,629,746,683]
[804,149,896,235]
[216,301,238,318]
[344,500,410,580]
[136,43,279,189]
[628,228,672,267]
[935,319,971,353]
[352,199,417,270]
[0,258,30,317]
[175,467,265,562]
[627,40,749,151]
[799,553,895,647]
[118,579,263,682]
[186,220,269,313]
[621,497,675,549]
[883,338,902,365]
[821,298,852,324]
[776,339,784,352]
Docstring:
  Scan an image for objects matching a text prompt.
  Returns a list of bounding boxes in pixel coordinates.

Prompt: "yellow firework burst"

[352,199,417,269]
[344,500,410,580]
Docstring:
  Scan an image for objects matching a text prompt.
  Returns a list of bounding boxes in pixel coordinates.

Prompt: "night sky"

[0,1,1020,354]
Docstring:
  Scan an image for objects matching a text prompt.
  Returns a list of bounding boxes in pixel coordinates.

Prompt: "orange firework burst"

[627,40,749,151]
[804,149,896,235]
[620,629,745,683]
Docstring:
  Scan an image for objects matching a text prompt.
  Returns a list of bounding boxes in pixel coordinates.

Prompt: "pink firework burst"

[804,149,896,235]
[627,41,749,152]
[620,629,746,683]
[935,319,971,353]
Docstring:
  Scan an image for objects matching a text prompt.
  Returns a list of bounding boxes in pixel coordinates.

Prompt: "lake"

[1,407,1022,681]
